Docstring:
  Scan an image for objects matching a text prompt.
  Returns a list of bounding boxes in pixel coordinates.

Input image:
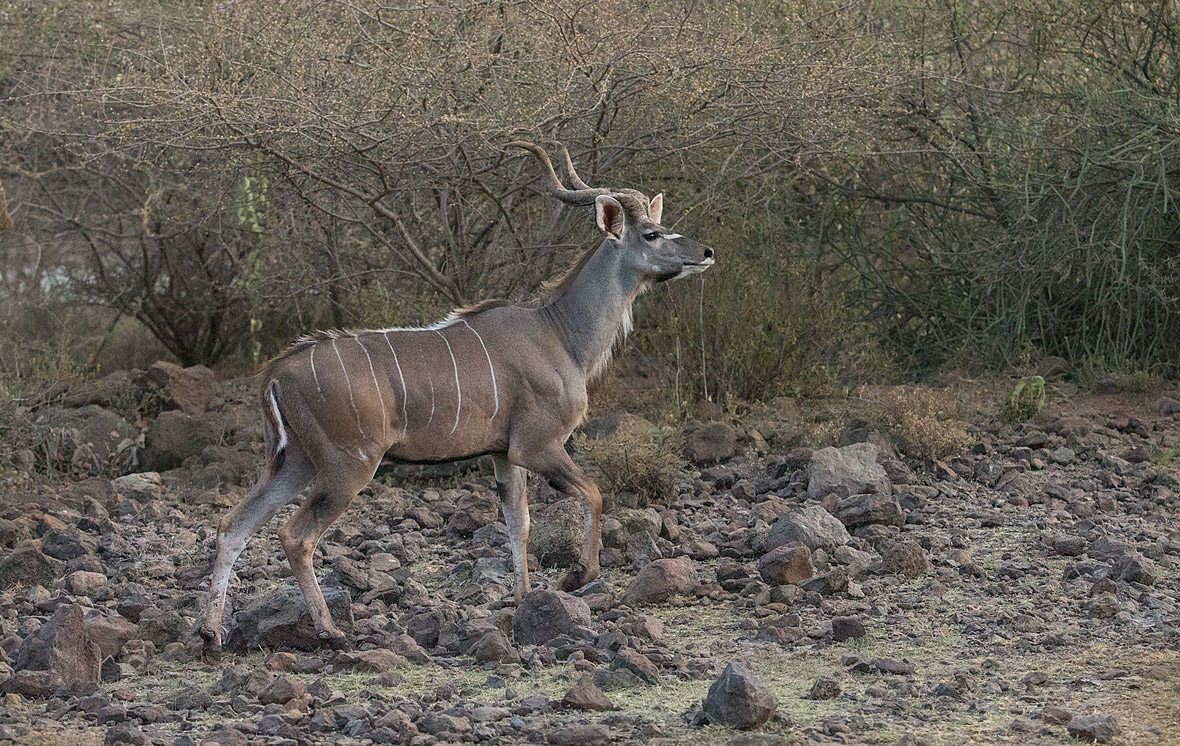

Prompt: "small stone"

[1066,715,1119,743]
[882,540,929,577]
[808,676,841,700]
[832,617,866,642]
[513,590,591,645]
[1043,705,1072,725]
[562,673,612,711]
[549,723,610,746]
[757,544,814,586]
[702,662,777,730]
[621,556,700,606]
[104,724,149,746]
[685,422,737,465]
[257,675,306,705]
[65,570,108,597]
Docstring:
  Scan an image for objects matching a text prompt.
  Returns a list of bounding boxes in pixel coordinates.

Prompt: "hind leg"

[201,450,311,661]
[277,466,373,649]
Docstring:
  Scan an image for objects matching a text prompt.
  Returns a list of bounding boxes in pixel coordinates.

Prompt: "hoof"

[559,563,599,593]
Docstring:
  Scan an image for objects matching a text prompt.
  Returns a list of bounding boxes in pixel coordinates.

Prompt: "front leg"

[492,454,531,604]
[513,447,601,592]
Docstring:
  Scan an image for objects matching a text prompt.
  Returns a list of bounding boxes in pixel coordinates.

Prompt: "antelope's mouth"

[674,257,715,279]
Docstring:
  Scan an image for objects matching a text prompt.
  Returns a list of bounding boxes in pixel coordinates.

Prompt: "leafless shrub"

[571,428,685,506]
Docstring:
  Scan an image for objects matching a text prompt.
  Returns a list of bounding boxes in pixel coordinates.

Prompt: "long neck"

[543,241,645,378]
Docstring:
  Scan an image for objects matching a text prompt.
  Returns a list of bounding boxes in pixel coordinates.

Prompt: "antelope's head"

[509,141,715,283]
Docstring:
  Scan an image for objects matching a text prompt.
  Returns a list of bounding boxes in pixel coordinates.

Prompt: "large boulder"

[513,590,591,646]
[621,556,700,606]
[0,542,64,588]
[142,410,218,471]
[31,405,135,472]
[701,662,777,729]
[11,604,101,695]
[135,361,215,416]
[807,443,891,500]
[767,505,850,551]
[684,423,737,466]
[226,586,354,652]
[528,497,584,568]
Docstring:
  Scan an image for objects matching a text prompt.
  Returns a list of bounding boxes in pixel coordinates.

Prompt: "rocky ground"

[1,363,1178,746]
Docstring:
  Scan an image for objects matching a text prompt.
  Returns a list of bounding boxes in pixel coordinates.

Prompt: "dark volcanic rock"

[832,617,866,642]
[702,662,777,730]
[757,544,815,585]
[807,443,892,499]
[513,590,591,645]
[808,676,842,700]
[529,497,585,568]
[1066,715,1119,743]
[767,505,850,551]
[832,493,905,529]
[882,540,929,577]
[12,604,101,694]
[447,491,499,537]
[622,556,700,605]
[142,409,218,471]
[685,422,737,465]
[0,670,64,698]
[32,405,135,472]
[226,586,354,652]
[0,542,63,588]
[562,673,613,711]
[135,361,215,416]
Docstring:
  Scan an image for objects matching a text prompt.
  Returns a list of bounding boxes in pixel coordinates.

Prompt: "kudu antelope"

[199,142,715,659]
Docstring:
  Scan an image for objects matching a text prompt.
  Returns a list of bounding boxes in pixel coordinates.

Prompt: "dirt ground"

[0,374,1177,746]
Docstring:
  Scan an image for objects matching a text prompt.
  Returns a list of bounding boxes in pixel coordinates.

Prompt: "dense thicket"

[2,0,1177,403]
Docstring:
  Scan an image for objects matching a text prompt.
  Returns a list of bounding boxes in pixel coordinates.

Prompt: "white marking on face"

[435,329,461,434]
[308,344,323,399]
[664,233,683,239]
[461,319,498,420]
[383,332,409,437]
[331,339,365,438]
[356,338,387,442]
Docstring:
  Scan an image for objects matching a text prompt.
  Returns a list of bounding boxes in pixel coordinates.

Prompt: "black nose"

[703,247,714,259]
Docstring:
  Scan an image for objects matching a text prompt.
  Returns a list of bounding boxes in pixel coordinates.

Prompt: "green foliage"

[1004,376,1046,423]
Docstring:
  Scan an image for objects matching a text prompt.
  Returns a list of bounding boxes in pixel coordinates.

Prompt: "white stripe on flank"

[435,329,461,434]
[357,337,387,442]
[383,332,409,437]
[267,382,288,452]
[417,339,435,425]
[664,233,683,239]
[332,339,365,438]
[462,319,498,419]
[308,344,323,398]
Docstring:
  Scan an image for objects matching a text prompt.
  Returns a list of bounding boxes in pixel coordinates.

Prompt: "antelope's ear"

[595,195,626,240]
[648,193,663,225]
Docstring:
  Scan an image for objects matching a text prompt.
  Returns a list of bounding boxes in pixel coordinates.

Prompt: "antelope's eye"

[642,231,660,242]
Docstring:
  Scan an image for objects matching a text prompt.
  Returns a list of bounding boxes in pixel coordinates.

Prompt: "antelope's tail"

[262,380,289,475]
